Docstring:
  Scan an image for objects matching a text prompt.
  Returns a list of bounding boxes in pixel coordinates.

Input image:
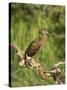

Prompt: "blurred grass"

[10,3,65,87]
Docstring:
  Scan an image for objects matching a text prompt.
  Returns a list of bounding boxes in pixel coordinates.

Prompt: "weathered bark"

[11,43,65,84]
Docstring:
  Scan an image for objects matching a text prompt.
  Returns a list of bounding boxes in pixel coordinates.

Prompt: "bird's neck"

[38,34,47,47]
[39,34,47,41]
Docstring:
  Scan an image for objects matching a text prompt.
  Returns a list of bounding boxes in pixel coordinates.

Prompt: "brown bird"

[24,28,49,67]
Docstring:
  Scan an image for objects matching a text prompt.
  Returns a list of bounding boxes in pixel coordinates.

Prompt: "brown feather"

[24,35,46,59]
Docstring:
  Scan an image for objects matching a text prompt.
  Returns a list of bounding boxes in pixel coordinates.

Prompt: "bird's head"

[39,28,49,36]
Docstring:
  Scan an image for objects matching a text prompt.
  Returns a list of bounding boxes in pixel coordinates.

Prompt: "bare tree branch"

[11,43,65,84]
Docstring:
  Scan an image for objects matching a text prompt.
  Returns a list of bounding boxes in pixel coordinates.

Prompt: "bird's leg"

[25,55,32,67]
[25,60,30,67]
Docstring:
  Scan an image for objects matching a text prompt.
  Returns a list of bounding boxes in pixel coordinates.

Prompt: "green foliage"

[10,3,65,87]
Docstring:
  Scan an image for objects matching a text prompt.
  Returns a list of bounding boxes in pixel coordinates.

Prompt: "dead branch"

[11,43,65,84]
[53,61,65,68]
[11,43,25,65]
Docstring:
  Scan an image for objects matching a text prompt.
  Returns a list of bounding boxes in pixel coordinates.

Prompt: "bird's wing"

[25,39,41,57]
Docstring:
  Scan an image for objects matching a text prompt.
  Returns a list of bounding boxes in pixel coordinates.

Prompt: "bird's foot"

[25,60,31,68]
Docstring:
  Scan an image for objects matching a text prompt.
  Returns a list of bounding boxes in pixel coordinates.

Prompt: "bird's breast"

[39,37,46,48]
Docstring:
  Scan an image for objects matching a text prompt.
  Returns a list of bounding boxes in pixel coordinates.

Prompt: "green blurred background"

[10,3,65,87]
